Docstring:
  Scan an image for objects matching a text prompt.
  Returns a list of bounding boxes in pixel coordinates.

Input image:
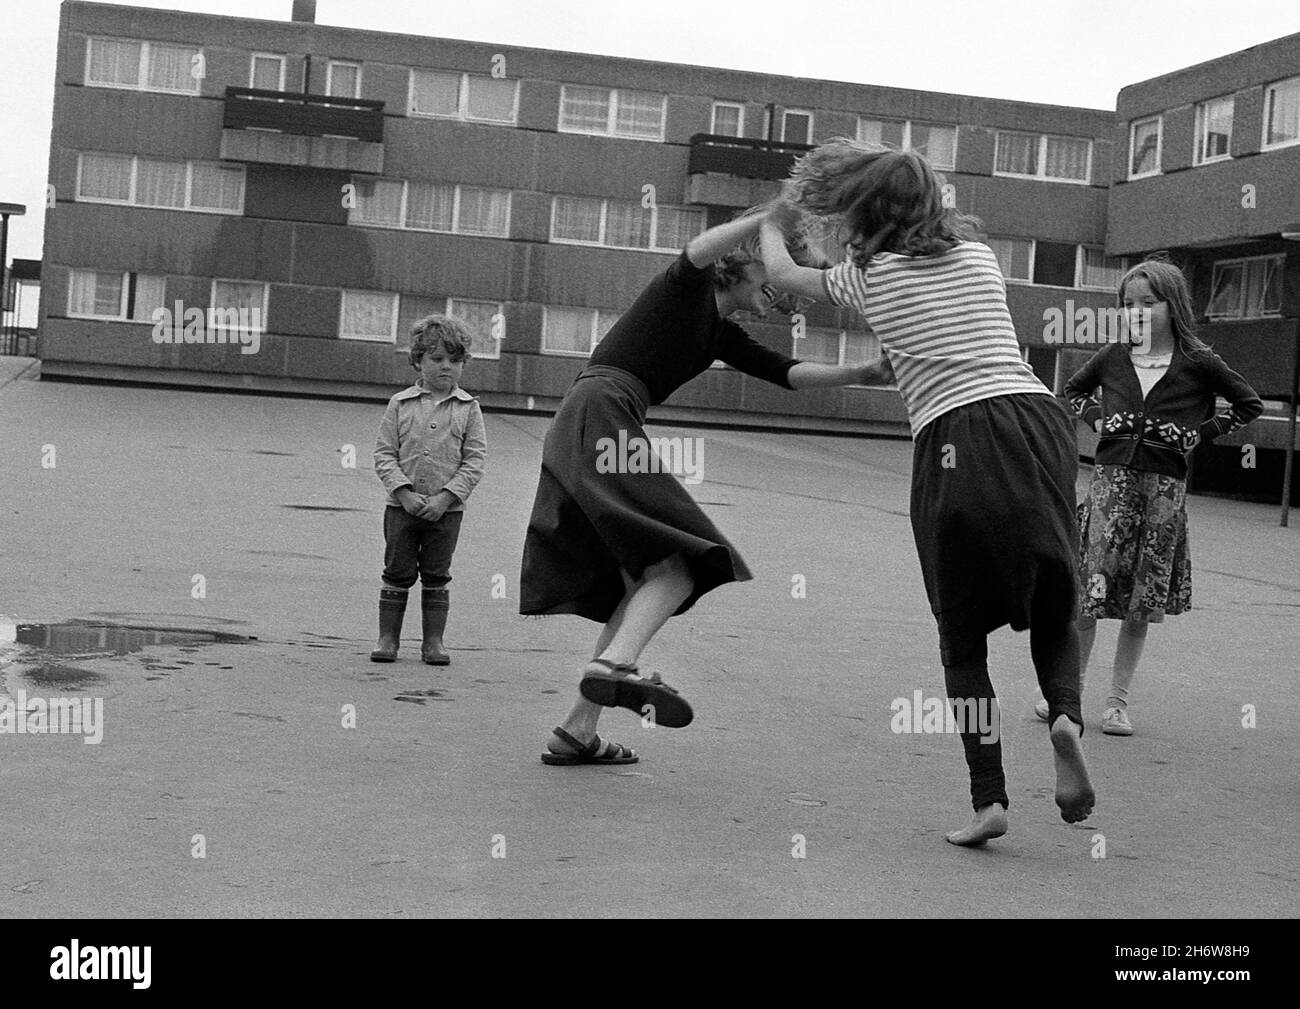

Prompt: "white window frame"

[348,178,511,238]
[1206,255,1285,320]
[76,153,245,215]
[338,289,399,343]
[408,69,519,124]
[548,196,703,253]
[986,236,1035,284]
[711,101,745,137]
[210,278,269,334]
[557,85,667,142]
[1193,95,1234,165]
[540,306,622,357]
[66,269,128,320]
[1076,246,1130,291]
[1128,115,1163,179]
[84,36,202,95]
[1261,75,1300,151]
[249,52,286,91]
[781,108,814,144]
[446,297,504,360]
[857,117,958,170]
[326,60,362,99]
[994,131,1092,184]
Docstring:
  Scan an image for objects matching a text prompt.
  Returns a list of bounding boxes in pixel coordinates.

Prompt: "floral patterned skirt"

[1077,464,1191,622]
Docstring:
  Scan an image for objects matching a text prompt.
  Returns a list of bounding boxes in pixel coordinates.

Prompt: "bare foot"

[1050,714,1096,823]
[945,803,1008,846]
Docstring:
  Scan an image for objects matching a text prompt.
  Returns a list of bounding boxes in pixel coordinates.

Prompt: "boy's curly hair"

[409,314,473,369]
[786,139,982,266]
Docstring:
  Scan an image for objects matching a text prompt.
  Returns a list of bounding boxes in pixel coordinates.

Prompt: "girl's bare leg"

[549,557,692,751]
[1109,616,1148,709]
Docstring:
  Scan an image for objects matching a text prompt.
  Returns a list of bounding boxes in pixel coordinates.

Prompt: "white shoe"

[1101,706,1133,735]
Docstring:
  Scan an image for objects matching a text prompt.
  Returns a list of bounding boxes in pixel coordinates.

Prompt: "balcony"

[220,87,385,174]
[686,133,813,207]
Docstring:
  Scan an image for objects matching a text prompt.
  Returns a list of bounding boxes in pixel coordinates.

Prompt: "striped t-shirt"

[823,242,1051,436]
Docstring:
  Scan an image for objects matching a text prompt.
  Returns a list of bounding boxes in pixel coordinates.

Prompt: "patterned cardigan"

[1064,343,1263,480]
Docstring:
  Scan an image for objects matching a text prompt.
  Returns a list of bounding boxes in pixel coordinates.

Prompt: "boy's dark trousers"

[371,506,463,664]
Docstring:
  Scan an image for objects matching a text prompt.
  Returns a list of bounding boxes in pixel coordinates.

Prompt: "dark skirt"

[1077,464,1191,622]
[519,365,750,622]
[910,393,1080,639]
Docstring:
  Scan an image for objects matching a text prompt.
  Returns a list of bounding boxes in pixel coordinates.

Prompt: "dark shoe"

[540,727,639,765]
[370,586,408,662]
[421,587,450,665]
[579,658,693,728]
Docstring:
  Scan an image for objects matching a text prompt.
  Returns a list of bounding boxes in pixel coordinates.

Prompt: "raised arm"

[685,214,764,268]
[759,219,828,302]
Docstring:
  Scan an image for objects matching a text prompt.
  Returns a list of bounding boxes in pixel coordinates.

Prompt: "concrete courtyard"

[2,358,1297,918]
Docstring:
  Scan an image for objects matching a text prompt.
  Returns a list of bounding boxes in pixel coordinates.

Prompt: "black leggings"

[940,620,1083,812]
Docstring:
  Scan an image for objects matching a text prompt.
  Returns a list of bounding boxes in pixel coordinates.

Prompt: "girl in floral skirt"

[1036,260,1262,735]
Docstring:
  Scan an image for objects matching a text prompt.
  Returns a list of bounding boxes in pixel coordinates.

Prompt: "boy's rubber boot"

[421,587,451,666]
[370,586,408,662]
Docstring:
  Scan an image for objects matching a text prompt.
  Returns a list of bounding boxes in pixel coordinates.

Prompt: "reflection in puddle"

[6,620,252,657]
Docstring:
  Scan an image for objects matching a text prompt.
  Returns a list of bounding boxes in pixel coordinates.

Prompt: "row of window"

[82,35,1105,182]
[988,240,1283,319]
[988,239,1129,290]
[70,153,707,251]
[1128,77,1300,179]
[76,153,244,214]
[63,270,889,368]
[65,270,505,356]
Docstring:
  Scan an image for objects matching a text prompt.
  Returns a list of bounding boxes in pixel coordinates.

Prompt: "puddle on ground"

[7,620,253,657]
[21,663,109,691]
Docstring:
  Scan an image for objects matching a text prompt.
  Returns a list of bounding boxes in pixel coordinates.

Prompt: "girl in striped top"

[760,140,1094,846]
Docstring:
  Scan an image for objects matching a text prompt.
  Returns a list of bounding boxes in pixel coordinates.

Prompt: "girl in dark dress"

[522,209,887,766]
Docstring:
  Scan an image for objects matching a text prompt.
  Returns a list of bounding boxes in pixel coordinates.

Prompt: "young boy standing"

[372,316,487,664]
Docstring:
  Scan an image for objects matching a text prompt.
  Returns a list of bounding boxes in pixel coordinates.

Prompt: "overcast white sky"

[1,0,1298,265]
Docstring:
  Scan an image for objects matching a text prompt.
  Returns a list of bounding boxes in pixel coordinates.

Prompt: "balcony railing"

[223,87,385,142]
[687,133,814,181]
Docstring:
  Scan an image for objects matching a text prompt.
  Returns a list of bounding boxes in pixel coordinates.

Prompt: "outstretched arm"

[788,356,895,389]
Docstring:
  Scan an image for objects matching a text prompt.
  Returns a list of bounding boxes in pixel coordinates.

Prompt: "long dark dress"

[519,252,798,622]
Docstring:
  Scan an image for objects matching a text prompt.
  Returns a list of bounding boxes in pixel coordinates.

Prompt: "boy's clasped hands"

[395,486,456,522]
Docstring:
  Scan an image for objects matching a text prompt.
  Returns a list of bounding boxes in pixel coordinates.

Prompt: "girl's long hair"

[1118,259,1213,360]
[786,139,982,266]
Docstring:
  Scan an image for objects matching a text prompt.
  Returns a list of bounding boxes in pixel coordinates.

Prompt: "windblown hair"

[1117,258,1213,359]
[409,314,473,368]
[785,139,982,266]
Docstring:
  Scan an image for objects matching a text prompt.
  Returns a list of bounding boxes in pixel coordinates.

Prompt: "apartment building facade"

[1105,31,1300,494]
[41,0,1126,433]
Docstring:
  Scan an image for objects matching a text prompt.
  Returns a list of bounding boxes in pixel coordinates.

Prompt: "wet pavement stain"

[246,549,331,560]
[20,664,108,691]
[280,504,364,513]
